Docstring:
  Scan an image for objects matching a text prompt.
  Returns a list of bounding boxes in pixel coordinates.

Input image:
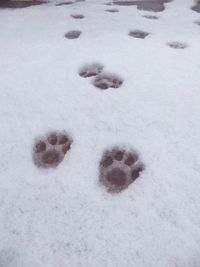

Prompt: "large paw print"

[99,147,144,193]
[33,131,73,168]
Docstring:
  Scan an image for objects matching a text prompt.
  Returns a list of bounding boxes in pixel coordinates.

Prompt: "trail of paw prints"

[64,30,81,39]
[166,41,188,49]
[33,131,72,169]
[79,63,123,90]
[99,147,144,193]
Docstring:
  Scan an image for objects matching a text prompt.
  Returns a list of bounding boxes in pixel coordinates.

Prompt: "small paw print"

[33,131,73,168]
[99,147,144,193]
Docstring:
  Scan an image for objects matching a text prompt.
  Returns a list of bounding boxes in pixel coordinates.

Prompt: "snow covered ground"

[0,0,200,266]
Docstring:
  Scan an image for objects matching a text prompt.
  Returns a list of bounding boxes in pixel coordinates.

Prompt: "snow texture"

[0,0,200,266]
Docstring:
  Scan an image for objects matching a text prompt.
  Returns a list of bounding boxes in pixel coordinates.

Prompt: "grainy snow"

[0,0,200,266]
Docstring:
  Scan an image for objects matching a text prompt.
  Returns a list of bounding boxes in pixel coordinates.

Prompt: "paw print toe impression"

[33,131,72,168]
[99,147,144,193]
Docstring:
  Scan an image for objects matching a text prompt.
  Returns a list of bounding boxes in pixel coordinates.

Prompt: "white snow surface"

[0,0,200,266]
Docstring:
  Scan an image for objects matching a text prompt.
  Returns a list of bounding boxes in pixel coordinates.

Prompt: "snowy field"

[0,0,200,266]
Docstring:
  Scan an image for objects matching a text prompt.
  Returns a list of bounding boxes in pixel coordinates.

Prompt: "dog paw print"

[64,30,81,39]
[92,73,123,90]
[167,41,188,49]
[99,147,144,193]
[33,131,73,169]
[79,63,104,78]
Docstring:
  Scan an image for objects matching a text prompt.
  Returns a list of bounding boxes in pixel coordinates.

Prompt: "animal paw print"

[79,63,104,78]
[167,41,188,49]
[105,8,119,12]
[71,14,85,19]
[79,63,123,90]
[143,15,159,20]
[92,73,123,90]
[191,0,200,13]
[99,147,144,193]
[129,30,149,39]
[33,131,73,168]
[64,30,81,39]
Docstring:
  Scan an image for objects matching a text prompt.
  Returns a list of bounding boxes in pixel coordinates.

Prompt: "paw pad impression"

[99,147,144,193]
[33,131,73,168]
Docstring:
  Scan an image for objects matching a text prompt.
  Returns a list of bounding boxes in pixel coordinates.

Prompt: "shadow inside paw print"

[99,147,144,193]
[129,30,149,39]
[33,131,72,168]
[64,30,81,39]
[79,63,104,78]
[167,41,188,49]
[92,73,123,90]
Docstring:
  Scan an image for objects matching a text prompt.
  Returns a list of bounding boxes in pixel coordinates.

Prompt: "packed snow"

[0,0,200,266]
